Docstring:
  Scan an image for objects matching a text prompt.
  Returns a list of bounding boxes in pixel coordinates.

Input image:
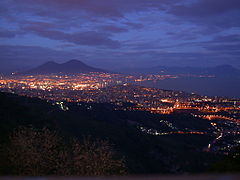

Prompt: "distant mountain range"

[117,65,240,77]
[14,60,240,77]
[21,60,107,75]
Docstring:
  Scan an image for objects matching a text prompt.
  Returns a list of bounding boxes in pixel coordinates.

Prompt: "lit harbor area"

[0,73,179,91]
[0,74,239,119]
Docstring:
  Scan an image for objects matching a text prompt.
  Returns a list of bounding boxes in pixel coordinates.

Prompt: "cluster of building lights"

[0,73,239,154]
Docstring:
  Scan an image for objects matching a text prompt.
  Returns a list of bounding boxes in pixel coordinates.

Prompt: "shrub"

[7,126,126,176]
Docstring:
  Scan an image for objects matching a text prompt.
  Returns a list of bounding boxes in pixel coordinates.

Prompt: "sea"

[138,77,240,98]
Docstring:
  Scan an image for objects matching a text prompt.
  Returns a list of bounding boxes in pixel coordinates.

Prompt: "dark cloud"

[22,21,57,29]
[3,0,175,19]
[212,34,240,43]
[166,29,200,40]
[124,22,144,29]
[22,23,121,48]
[170,0,240,17]
[168,34,240,57]
[168,0,240,30]
[205,44,240,52]
[178,34,240,46]
[0,30,16,38]
[100,25,128,33]
[0,45,72,59]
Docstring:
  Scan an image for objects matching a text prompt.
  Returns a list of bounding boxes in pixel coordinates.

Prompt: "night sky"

[0,0,240,71]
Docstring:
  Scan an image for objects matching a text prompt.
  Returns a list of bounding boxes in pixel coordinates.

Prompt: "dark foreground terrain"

[0,92,239,175]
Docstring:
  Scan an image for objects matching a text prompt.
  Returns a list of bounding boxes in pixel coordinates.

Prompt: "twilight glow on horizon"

[0,0,240,71]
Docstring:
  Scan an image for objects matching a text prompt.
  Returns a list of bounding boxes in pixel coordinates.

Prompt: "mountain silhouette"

[22,60,107,74]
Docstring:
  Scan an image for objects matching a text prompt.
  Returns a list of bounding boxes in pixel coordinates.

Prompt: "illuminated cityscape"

[1,73,239,115]
[0,73,239,156]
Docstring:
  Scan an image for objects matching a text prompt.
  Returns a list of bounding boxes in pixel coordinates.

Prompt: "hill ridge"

[21,60,107,75]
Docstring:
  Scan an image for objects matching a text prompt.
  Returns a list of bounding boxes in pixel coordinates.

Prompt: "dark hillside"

[0,92,225,174]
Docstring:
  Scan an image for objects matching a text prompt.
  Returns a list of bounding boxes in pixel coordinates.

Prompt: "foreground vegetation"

[1,126,125,176]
